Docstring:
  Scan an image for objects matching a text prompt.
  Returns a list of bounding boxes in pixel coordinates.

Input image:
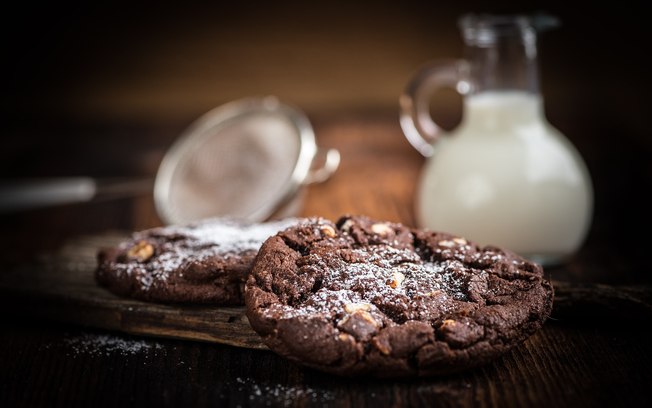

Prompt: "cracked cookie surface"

[245,215,553,377]
[96,218,300,304]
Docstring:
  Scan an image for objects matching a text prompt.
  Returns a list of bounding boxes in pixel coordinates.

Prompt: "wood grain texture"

[2,231,651,357]
[301,116,424,226]
[0,319,649,407]
[0,234,265,350]
[1,116,651,406]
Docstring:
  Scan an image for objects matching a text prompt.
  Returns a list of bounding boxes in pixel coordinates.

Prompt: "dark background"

[1,1,650,274]
[1,3,651,406]
[2,2,648,123]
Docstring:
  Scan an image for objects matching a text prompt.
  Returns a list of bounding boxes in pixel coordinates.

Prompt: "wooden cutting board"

[0,233,266,349]
[1,233,651,350]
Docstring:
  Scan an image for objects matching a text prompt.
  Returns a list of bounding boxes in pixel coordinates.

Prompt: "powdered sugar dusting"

[162,218,301,254]
[233,377,336,405]
[54,333,165,357]
[109,218,301,291]
[470,248,505,265]
[273,244,474,321]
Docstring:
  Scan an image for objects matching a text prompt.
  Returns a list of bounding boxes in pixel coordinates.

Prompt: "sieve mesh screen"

[164,113,300,224]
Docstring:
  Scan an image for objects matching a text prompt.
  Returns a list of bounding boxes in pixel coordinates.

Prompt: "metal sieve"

[0,97,340,224]
[154,96,339,224]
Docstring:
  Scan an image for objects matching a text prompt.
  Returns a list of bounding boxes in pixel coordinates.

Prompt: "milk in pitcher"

[416,91,592,264]
[400,14,593,265]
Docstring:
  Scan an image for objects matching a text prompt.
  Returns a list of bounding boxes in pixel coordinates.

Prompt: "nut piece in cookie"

[96,217,301,304]
[245,215,553,377]
[126,240,154,262]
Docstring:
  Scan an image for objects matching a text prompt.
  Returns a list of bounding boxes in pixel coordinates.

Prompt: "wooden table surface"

[1,114,650,407]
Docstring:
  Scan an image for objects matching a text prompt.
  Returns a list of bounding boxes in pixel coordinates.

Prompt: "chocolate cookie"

[245,215,553,377]
[96,218,300,304]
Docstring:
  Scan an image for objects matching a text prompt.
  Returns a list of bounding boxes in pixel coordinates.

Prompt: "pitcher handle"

[399,59,470,157]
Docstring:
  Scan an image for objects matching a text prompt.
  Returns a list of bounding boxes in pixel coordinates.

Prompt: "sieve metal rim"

[153,96,318,225]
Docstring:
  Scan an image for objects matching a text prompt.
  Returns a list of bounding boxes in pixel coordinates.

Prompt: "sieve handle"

[304,148,340,185]
[0,177,152,213]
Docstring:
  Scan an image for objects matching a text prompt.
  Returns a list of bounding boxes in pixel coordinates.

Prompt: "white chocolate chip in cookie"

[438,240,455,248]
[386,271,405,289]
[344,302,373,314]
[371,223,393,236]
[320,225,336,238]
[340,219,355,232]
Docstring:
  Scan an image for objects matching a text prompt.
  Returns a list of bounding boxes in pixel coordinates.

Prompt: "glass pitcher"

[400,14,593,265]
